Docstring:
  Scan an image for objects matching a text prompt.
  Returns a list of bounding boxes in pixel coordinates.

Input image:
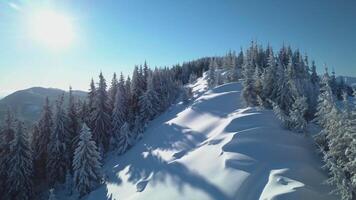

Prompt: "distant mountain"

[337,76,356,87]
[0,87,87,124]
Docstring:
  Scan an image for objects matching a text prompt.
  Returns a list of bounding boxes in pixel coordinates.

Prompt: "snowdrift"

[86,76,336,200]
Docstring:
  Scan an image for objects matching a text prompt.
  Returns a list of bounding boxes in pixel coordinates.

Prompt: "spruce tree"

[47,95,70,185]
[131,66,144,117]
[323,102,351,199]
[235,50,244,79]
[109,73,119,112]
[0,109,15,196]
[87,78,96,128]
[189,73,198,84]
[253,66,263,99]
[139,64,147,92]
[111,77,127,149]
[289,96,308,133]
[143,61,149,91]
[8,121,33,200]
[329,69,338,96]
[34,97,53,181]
[227,50,240,81]
[262,51,277,105]
[182,87,193,104]
[73,123,102,197]
[345,110,356,199]
[314,71,335,150]
[315,71,334,129]
[79,100,89,122]
[310,61,319,85]
[242,51,257,106]
[67,86,80,172]
[31,123,39,151]
[275,62,294,113]
[216,69,224,85]
[117,122,131,155]
[125,76,134,124]
[271,100,291,128]
[139,73,160,122]
[92,72,112,152]
[325,93,355,199]
[208,58,217,87]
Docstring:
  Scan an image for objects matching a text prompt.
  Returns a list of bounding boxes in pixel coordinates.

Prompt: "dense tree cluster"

[0,61,195,199]
[209,42,355,200]
[314,75,356,200]
[211,42,352,131]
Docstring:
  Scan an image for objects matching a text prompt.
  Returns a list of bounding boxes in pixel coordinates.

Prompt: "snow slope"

[86,76,336,200]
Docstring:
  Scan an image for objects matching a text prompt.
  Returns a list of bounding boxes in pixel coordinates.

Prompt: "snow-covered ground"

[85,76,336,200]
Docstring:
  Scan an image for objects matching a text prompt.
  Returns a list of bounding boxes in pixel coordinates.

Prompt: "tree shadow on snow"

[96,122,232,200]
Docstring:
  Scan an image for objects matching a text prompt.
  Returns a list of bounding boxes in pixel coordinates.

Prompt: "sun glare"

[29,10,74,50]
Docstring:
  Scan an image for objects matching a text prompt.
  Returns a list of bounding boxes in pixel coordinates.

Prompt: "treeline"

[206,42,355,200]
[0,62,198,199]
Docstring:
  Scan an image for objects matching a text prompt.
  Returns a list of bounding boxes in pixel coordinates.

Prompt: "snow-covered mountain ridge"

[84,75,336,200]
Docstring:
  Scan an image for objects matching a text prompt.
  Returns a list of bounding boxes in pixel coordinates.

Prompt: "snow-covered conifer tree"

[79,100,89,122]
[0,109,15,196]
[91,72,112,152]
[143,61,149,91]
[314,69,335,150]
[310,61,319,86]
[73,123,102,197]
[87,79,96,127]
[8,121,33,200]
[117,122,131,154]
[227,51,240,82]
[271,100,290,128]
[242,48,257,106]
[329,69,338,96]
[47,95,70,185]
[275,62,294,113]
[345,110,356,199]
[261,50,277,105]
[289,96,308,133]
[189,73,198,84]
[181,87,193,104]
[253,66,263,99]
[322,93,355,200]
[34,97,53,181]
[323,102,352,199]
[315,70,334,128]
[216,69,224,86]
[139,73,160,122]
[131,66,144,117]
[67,86,80,171]
[139,65,147,93]
[111,76,127,149]
[235,50,244,79]
[131,115,145,142]
[125,76,134,124]
[108,73,119,112]
[208,58,217,87]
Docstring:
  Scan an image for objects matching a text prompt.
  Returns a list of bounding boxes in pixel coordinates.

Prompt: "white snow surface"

[83,75,336,200]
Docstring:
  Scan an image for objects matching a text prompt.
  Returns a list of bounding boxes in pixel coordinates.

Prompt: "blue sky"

[0,0,355,96]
